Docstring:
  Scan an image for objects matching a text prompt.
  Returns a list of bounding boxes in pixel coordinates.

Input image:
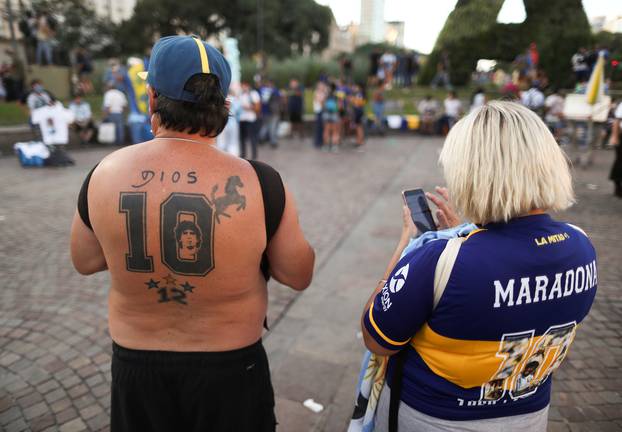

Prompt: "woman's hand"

[426,187,461,229]
[401,205,418,242]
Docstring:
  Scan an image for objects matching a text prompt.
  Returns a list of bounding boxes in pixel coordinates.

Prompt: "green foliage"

[0,103,28,126]
[241,56,340,88]
[29,0,118,59]
[239,52,378,89]
[353,42,403,56]
[595,31,622,84]
[420,0,593,88]
[117,0,332,58]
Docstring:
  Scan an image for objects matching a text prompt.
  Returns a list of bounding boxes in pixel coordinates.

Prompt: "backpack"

[325,96,338,113]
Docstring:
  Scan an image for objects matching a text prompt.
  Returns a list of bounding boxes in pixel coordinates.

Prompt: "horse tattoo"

[210,176,246,223]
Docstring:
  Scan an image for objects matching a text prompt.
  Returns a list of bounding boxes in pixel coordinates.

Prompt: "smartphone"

[402,188,437,234]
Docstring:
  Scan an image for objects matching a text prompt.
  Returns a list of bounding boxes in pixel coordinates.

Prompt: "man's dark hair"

[154,73,229,137]
[174,220,202,248]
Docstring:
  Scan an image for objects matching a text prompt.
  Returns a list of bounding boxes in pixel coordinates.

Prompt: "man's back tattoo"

[119,174,247,304]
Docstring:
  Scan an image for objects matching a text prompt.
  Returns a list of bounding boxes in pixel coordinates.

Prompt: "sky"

[315,0,622,54]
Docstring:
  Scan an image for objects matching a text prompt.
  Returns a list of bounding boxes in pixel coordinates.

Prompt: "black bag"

[45,146,74,167]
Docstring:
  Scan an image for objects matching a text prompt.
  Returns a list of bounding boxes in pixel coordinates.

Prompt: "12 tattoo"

[120,172,247,304]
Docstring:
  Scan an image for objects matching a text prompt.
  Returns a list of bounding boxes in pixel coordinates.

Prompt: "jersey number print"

[480,322,577,401]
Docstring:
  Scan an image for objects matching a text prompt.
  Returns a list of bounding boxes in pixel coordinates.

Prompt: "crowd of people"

[367,49,420,89]
[18,10,57,66]
[217,76,370,158]
[218,78,306,159]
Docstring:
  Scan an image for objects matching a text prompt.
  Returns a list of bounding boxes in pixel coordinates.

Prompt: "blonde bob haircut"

[439,101,574,224]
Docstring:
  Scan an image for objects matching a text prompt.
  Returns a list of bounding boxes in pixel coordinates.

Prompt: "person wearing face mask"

[25,79,53,131]
[26,79,52,112]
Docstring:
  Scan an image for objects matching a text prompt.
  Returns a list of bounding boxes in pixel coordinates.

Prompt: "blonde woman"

[361,102,597,432]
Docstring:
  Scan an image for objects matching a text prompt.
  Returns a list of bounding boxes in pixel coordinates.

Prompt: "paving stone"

[36,379,60,395]
[85,374,104,387]
[23,401,49,420]
[599,391,622,404]
[30,413,55,431]
[17,391,43,409]
[76,365,97,379]
[60,376,80,390]
[67,357,90,370]
[50,398,72,414]
[67,384,88,399]
[548,422,571,432]
[4,417,28,432]
[0,353,20,367]
[0,396,14,412]
[86,412,108,431]
[58,418,87,432]
[91,383,108,398]
[0,407,23,423]
[79,403,103,420]
[55,407,78,424]
[44,388,66,404]
[74,394,96,410]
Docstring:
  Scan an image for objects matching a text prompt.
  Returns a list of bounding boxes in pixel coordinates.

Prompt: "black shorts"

[111,339,276,432]
[289,111,302,123]
[353,109,364,125]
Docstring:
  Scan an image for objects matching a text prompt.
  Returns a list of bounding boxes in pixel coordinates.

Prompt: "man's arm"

[266,185,315,291]
[70,210,107,275]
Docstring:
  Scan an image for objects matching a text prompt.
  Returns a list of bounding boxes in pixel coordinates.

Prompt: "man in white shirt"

[571,48,589,83]
[103,84,128,145]
[443,91,462,130]
[521,82,545,115]
[69,93,95,144]
[380,52,397,88]
[238,81,260,159]
[544,89,565,142]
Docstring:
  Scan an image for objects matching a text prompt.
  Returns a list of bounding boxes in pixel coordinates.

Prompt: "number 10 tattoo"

[119,176,247,304]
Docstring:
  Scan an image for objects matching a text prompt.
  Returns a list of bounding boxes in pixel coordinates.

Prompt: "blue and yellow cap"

[138,35,231,102]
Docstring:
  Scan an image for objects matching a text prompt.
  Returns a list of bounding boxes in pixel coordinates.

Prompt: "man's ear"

[147,85,157,115]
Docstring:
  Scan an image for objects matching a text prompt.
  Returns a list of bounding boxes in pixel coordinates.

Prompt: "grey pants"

[373,385,549,432]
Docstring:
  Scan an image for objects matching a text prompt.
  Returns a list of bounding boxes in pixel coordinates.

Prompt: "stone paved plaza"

[0,136,621,431]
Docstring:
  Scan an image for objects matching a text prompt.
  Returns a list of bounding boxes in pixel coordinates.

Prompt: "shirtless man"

[70,36,315,432]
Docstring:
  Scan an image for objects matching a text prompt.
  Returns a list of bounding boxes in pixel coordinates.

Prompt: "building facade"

[359,0,385,44]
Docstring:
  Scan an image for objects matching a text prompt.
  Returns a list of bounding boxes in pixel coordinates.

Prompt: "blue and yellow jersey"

[363,214,597,420]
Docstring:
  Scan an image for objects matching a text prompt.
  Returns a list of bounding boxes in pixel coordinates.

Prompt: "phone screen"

[403,189,437,234]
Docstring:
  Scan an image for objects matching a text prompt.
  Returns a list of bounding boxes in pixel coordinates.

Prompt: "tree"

[594,31,622,84]
[28,0,118,60]
[116,0,333,58]
[419,0,592,88]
